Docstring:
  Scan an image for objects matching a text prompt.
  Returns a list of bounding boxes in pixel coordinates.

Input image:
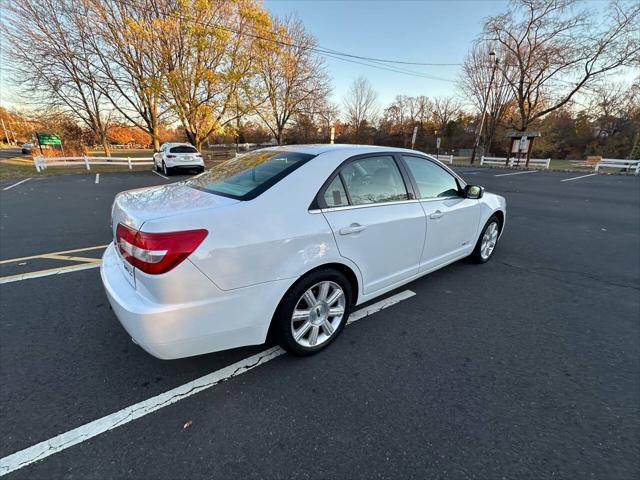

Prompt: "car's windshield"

[188,150,315,200]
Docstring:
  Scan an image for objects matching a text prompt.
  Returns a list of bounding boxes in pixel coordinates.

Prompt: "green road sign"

[37,133,62,146]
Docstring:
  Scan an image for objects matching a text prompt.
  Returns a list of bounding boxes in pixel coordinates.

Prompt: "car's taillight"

[167,154,176,158]
[115,223,208,275]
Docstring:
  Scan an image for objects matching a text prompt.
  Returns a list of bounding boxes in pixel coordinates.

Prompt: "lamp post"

[470,50,498,164]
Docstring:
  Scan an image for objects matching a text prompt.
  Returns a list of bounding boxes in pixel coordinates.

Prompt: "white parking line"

[494,170,537,177]
[94,173,100,184]
[0,289,416,476]
[560,173,597,182]
[152,170,169,180]
[2,178,31,191]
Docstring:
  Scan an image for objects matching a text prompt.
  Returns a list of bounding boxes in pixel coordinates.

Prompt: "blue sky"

[265,0,510,105]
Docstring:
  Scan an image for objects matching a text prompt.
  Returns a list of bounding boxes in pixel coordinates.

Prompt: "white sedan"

[153,142,205,176]
[101,145,506,359]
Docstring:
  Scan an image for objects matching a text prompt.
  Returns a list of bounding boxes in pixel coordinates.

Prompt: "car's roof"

[163,142,196,147]
[258,143,430,156]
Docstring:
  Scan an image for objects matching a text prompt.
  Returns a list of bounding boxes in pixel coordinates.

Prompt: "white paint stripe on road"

[494,170,538,177]
[95,173,100,184]
[0,263,101,284]
[348,289,416,324]
[2,178,31,191]
[0,289,415,476]
[152,170,169,180]
[560,173,597,182]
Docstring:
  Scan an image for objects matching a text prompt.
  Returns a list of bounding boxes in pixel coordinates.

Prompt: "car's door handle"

[429,210,444,219]
[339,223,367,235]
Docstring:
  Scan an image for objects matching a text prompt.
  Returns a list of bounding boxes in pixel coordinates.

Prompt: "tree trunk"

[277,128,284,146]
[151,123,160,152]
[101,134,111,158]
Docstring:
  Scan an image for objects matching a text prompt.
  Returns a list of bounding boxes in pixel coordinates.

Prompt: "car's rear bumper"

[165,159,204,169]
[100,243,288,359]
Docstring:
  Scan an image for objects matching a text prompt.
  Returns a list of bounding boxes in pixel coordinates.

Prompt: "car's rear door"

[400,155,480,271]
[319,153,426,295]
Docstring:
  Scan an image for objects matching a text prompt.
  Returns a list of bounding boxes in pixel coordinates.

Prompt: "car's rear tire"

[471,214,501,263]
[273,269,352,356]
[162,161,171,176]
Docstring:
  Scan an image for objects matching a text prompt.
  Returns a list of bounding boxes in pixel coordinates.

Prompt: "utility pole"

[1,119,11,144]
[7,121,17,144]
[470,50,498,165]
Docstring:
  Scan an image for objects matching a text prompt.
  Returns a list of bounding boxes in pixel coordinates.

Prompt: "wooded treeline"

[2,0,638,159]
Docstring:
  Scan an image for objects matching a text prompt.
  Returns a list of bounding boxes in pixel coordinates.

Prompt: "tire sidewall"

[274,269,352,356]
[472,214,501,263]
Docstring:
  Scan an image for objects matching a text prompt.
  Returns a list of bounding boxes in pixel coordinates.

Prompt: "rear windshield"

[170,145,198,154]
[188,150,315,200]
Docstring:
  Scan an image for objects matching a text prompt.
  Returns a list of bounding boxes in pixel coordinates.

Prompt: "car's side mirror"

[464,185,484,199]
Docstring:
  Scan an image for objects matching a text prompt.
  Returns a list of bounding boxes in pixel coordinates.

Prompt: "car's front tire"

[273,269,352,356]
[471,214,501,263]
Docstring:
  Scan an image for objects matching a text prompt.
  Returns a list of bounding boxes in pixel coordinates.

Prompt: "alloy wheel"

[290,281,345,348]
[480,221,499,260]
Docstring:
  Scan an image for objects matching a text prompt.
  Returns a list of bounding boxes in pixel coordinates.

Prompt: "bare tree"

[5,0,114,155]
[432,96,462,133]
[384,95,413,146]
[316,101,340,142]
[86,0,170,151]
[459,43,516,153]
[343,76,379,141]
[588,80,639,137]
[485,0,640,132]
[253,15,331,145]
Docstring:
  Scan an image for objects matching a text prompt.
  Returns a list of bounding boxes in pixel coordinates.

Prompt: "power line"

[165,12,460,82]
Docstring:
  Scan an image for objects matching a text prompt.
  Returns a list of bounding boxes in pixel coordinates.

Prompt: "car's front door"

[400,155,480,272]
[320,154,426,295]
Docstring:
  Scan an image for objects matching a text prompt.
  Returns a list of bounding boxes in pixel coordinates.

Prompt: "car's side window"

[338,156,408,205]
[402,155,461,199]
[323,176,349,207]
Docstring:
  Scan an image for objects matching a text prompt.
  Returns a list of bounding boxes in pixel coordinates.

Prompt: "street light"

[470,49,498,164]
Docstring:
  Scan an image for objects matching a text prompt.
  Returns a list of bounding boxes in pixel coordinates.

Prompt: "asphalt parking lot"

[1,166,639,479]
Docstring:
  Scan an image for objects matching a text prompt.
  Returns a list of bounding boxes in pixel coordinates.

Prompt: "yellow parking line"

[0,244,108,265]
[42,254,102,263]
[0,263,101,284]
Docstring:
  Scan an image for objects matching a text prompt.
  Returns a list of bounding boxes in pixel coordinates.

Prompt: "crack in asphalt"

[0,348,284,476]
[495,260,639,291]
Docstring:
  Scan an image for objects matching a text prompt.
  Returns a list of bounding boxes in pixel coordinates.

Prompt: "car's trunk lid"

[111,182,238,236]
[110,182,238,288]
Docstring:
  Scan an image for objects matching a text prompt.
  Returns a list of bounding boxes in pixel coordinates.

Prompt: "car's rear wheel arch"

[303,263,359,306]
[266,263,359,342]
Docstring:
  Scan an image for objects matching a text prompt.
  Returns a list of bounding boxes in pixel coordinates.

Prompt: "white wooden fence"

[34,156,154,172]
[427,154,454,164]
[480,156,551,169]
[594,158,639,175]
